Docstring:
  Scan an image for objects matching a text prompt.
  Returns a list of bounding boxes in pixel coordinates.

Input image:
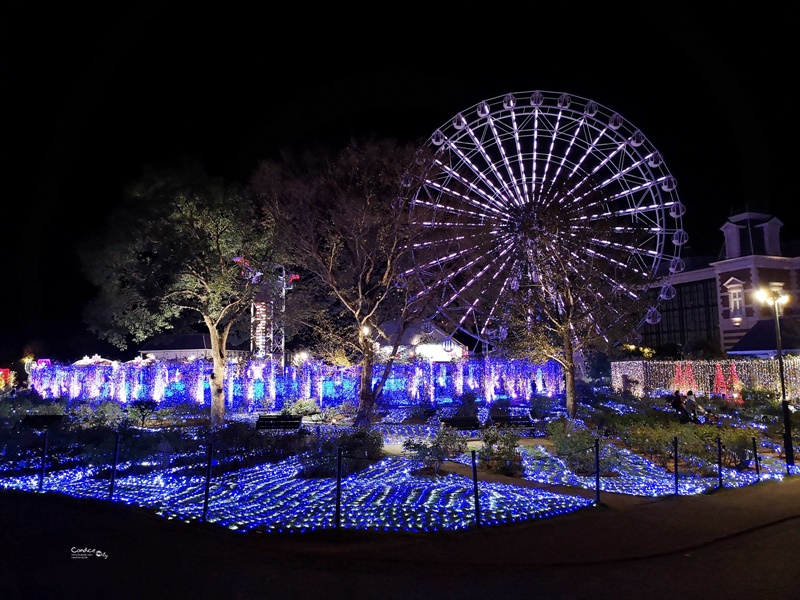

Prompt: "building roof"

[375,319,466,348]
[727,318,800,356]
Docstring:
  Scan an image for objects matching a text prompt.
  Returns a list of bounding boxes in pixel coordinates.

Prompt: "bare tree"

[468,180,653,418]
[496,179,655,417]
[248,138,437,426]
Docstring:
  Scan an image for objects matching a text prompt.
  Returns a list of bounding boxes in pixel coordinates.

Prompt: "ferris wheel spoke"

[438,246,514,312]
[509,109,532,204]
[436,139,513,213]
[462,125,519,208]
[483,114,527,207]
[420,179,508,221]
[412,90,684,345]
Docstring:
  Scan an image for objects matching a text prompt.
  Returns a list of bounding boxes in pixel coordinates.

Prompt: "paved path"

[3,465,799,600]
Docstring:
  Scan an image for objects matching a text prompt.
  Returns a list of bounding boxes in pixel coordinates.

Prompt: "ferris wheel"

[409,90,687,346]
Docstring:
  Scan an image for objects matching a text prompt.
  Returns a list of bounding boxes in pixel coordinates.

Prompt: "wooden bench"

[20,414,65,430]
[255,414,303,430]
[440,416,482,430]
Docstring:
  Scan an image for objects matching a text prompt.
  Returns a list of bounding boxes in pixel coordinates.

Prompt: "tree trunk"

[207,326,228,428]
[563,332,577,419]
[354,339,376,428]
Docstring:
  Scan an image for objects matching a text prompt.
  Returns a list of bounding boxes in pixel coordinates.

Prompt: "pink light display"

[713,363,728,398]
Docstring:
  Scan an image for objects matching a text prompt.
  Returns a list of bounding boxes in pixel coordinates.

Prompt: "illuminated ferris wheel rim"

[410,90,687,339]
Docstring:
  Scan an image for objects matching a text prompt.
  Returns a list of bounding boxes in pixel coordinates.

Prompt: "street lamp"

[755,286,794,468]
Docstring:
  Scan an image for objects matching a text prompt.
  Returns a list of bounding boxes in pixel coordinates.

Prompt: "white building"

[374,319,468,363]
[138,334,250,361]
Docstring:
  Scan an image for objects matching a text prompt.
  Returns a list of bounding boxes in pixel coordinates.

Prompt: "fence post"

[109,430,121,501]
[752,436,760,480]
[471,450,481,528]
[38,428,50,493]
[335,447,343,530]
[594,438,600,505]
[673,436,679,496]
[202,442,213,522]
[717,436,723,489]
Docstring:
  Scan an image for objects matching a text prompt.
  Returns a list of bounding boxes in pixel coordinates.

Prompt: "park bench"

[440,416,482,431]
[20,414,65,430]
[255,414,303,430]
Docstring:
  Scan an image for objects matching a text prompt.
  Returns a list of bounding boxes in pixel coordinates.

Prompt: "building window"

[730,289,743,314]
[723,279,745,327]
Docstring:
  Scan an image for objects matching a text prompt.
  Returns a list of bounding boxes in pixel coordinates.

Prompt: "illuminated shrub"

[546,417,600,474]
[402,427,467,475]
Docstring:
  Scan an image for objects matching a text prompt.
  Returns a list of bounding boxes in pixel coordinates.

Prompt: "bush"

[319,401,357,424]
[546,418,599,474]
[67,401,127,430]
[402,427,468,475]
[96,401,126,428]
[620,423,676,468]
[489,398,511,416]
[456,391,479,418]
[299,427,384,478]
[740,388,776,412]
[479,426,523,476]
[719,426,762,470]
[128,400,158,427]
[281,398,321,417]
[529,395,556,419]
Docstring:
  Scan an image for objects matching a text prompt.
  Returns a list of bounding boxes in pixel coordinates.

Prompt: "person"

[683,390,705,423]
[671,389,683,412]
[671,390,691,423]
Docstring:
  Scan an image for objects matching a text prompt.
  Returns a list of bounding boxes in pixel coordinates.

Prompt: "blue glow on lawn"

[0,455,594,532]
[2,419,794,534]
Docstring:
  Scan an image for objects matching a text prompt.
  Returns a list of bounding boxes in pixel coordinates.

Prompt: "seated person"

[683,390,706,422]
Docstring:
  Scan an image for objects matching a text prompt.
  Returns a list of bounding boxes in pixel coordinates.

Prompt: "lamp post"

[755,287,794,467]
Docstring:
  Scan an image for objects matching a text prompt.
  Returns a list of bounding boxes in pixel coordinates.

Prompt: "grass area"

[0,390,797,533]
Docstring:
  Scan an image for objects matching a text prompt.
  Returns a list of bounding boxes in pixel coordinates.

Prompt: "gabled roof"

[727,318,800,355]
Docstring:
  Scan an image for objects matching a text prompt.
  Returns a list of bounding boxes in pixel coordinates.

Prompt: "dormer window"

[723,278,745,326]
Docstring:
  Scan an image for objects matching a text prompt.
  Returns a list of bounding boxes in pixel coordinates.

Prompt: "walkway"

[3,463,798,599]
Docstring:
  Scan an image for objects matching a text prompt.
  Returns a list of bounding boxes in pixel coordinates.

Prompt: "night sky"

[1,4,791,368]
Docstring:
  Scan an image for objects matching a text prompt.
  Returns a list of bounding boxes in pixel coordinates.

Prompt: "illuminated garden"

[1,353,797,535]
[2,90,799,538]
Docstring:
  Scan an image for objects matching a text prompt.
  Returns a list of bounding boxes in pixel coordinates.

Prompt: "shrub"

[546,418,599,474]
[67,402,97,429]
[281,398,321,417]
[68,401,127,430]
[740,388,776,412]
[402,427,468,475]
[96,401,126,428]
[299,427,384,478]
[529,395,556,419]
[489,398,511,415]
[128,400,158,427]
[621,423,676,468]
[456,391,479,417]
[479,426,523,476]
[719,426,762,470]
[319,401,357,424]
